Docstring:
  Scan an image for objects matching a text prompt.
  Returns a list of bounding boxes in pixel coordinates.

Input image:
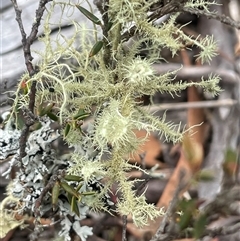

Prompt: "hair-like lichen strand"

[4,0,223,238]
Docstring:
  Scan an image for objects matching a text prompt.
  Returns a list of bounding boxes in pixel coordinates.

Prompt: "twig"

[11,0,52,78]
[11,0,51,111]
[135,174,151,197]
[148,0,189,22]
[101,0,111,67]
[152,64,239,84]
[11,0,52,167]
[150,169,186,241]
[121,0,180,40]
[121,0,184,41]
[183,7,240,30]
[34,170,65,217]
[150,2,240,30]
[202,187,240,216]
[148,99,238,112]
[204,222,240,238]
[122,1,240,43]
[19,107,37,167]
[139,152,147,170]
[122,215,127,241]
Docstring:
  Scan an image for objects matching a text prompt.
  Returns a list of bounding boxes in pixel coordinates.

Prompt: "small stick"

[150,170,187,241]
[148,99,237,112]
[122,215,127,241]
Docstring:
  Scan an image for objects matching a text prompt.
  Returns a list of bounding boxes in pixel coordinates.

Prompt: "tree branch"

[204,222,240,237]
[122,1,240,42]
[150,170,187,241]
[11,0,52,165]
[183,7,240,30]
[122,215,127,241]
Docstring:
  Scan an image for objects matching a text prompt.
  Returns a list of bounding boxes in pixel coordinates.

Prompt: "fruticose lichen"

[1,0,222,240]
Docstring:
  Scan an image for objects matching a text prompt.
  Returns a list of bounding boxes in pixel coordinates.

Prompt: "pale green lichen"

[8,0,222,230]
[0,196,24,238]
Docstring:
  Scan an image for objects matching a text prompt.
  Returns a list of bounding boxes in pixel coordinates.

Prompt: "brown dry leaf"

[156,84,205,210]
[128,130,162,167]
[127,221,159,239]
[182,134,204,174]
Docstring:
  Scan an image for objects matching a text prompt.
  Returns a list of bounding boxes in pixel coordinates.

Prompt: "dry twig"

[183,7,240,30]
[150,170,187,241]
[149,99,237,112]
[11,0,52,166]
[122,215,127,241]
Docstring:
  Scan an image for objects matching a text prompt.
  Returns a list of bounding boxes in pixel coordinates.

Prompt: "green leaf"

[47,112,59,121]
[76,5,101,25]
[52,181,60,211]
[39,103,54,116]
[195,170,215,182]
[64,174,83,182]
[89,40,103,57]
[193,214,207,239]
[71,195,80,216]
[64,123,71,137]
[178,199,196,230]
[106,21,113,31]
[73,109,90,120]
[223,149,238,176]
[60,181,80,199]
